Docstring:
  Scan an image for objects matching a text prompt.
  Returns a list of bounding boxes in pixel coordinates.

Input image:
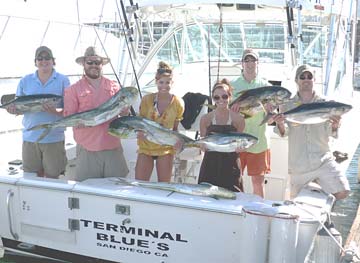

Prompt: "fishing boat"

[0,0,360,262]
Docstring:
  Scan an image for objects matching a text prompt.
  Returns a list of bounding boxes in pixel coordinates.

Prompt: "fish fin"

[184,142,200,149]
[166,191,176,197]
[110,177,133,186]
[259,101,266,112]
[199,182,214,187]
[259,112,275,126]
[203,104,216,110]
[241,112,253,119]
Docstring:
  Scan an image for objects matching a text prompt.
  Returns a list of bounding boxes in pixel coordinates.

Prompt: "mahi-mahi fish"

[0,94,63,114]
[28,86,139,142]
[109,116,258,152]
[260,100,352,125]
[229,86,292,118]
[114,178,237,200]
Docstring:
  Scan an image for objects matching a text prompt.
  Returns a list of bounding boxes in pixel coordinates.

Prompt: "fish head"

[333,102,352,115]
[108,118,137,139]
[324,101,353,117]
[119,86,139,104]
[275,87,292,103]
[208,185,237,199]
[234,133,258,150]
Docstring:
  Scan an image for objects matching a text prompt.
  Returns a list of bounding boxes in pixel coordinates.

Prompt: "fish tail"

[36,129,51,143]
[27,123,50,131]
[259,112,275,126]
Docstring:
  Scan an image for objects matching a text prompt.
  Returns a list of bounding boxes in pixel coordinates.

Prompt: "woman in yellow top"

[135,61,184,182]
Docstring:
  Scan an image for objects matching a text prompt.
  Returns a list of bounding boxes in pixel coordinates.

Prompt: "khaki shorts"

[290,159,350,198]
[239,149,271,176]
[22,141,67,178]
[75,145,129,182]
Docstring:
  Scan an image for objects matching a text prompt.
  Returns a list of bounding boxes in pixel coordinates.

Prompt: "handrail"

[6,190,18,240]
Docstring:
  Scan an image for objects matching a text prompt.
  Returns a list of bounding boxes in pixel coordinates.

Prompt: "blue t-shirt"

[16,70,70,143]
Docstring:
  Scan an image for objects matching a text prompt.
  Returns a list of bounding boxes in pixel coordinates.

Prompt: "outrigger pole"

[116,0,142,99]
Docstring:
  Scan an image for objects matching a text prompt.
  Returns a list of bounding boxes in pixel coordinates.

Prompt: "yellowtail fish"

[28,86,138,142]
[260,100,352,125]
[114,178,237,200]
[229,86,292,118]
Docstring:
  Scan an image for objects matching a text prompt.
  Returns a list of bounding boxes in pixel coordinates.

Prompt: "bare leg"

[135,154,154,181]
[156,154,174,182]
[251,175,265,198]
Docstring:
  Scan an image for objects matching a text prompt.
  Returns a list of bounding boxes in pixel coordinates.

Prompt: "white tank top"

[212,111,232,125]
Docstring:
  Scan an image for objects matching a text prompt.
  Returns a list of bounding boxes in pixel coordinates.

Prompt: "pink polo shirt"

[64,76,121,151]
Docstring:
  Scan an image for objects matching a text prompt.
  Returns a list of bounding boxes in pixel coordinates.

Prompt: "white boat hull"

[0,173,334,263]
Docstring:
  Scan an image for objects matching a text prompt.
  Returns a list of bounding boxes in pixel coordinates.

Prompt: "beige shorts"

[75,145,129,182]
[22,141,67,178]
[290,159,350,198]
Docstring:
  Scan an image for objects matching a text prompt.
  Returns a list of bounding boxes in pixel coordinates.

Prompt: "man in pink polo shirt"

[64,46,129,181]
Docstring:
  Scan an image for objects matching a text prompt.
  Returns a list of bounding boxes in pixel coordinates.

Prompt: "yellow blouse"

[138,93,184,156]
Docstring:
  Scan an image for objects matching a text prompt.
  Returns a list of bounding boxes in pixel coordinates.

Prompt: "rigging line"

[207,25,212,99]
[0,16,10,42]
[39,21,50,46]
[93,26,136,116]
[116,0,142,99]
[74,0,82,50]
[217,5,224,82]
[93,0,107,47]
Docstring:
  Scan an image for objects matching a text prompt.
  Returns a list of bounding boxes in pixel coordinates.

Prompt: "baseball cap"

[35,46,54,59]
[242,48,259,61]
[295,64,315,80]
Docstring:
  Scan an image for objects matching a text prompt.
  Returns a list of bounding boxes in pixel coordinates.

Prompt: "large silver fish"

[0,94,63,114]
[109,116,195,146]
[114,178,237,200]
[196,132,258,152]
[109,116,258,152]
[28,86,139,142]
[261,100,352,125]
[229,86,292,118]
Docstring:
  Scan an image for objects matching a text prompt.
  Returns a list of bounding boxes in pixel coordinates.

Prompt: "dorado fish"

[114,178,237,200]
[195,132,258,152]
[229,86,292,118]
[261,100,352,125]
[109,115,195,146]
[109,116,258,152]
[0,94,63,114]
[28,86,139,142]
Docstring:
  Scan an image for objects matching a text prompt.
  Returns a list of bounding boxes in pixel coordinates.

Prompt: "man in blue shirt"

[8,46,70,178]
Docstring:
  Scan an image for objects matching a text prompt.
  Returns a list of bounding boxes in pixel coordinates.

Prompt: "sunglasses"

[213,94,229,101]
[86,60,102,66]
[243,59,258,63]
[299,74,313,80]
[36,56,52,61]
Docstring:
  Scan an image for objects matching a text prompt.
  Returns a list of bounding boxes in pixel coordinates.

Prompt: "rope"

[293,201,350,257]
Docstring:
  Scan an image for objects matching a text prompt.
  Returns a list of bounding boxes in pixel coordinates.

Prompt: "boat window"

[301,25,327,68]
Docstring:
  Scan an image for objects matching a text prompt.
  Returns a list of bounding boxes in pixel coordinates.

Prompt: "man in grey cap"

[64,46,129,181]
[230,48,271,198]
[273,64,350,200]
[7,46,70,178]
